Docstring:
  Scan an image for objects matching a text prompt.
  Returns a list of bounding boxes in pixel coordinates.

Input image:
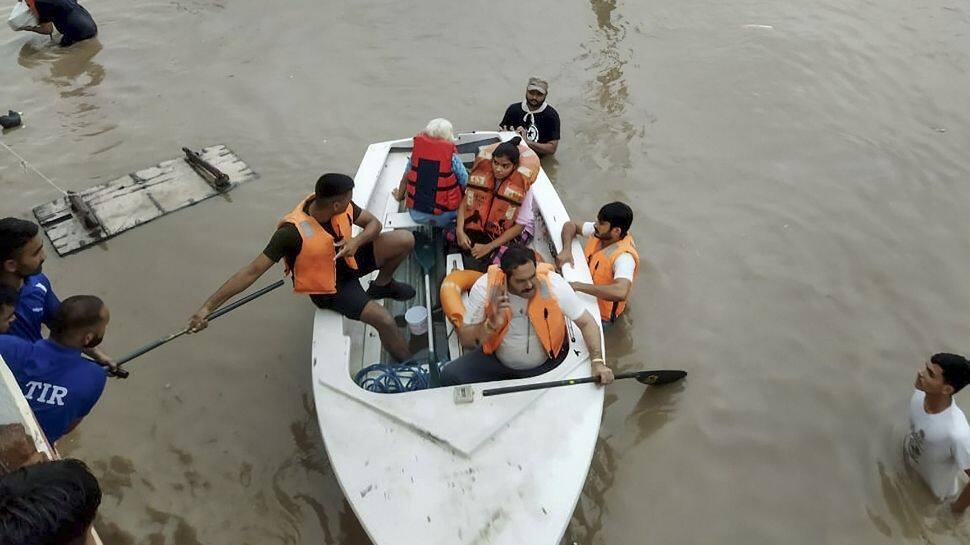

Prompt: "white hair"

[423,118,455,141]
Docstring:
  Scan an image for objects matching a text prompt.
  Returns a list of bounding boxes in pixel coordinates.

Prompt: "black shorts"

[309,241,379,320]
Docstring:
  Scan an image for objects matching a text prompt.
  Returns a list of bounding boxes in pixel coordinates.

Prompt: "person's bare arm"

[335,208,384,261]
[557,220,583,269]
[514,127,559,155]
[458,284,509,348]
[352,208,383,245]
[527,139,558,156]
[952,469,970,514]
[82,347,116,372]
[188,254,275,331]
[573,310,613,384]
[570,278,633,302]
[456,198,473,250]
[22,22,53,35]
[471,224,525,259]
[392,170,408,202]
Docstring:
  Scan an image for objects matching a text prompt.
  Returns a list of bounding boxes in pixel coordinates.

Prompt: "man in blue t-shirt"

[0,295,109,443]
[0,218,112,367]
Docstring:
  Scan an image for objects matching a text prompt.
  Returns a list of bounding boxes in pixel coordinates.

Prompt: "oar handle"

[481,370,646,397]
[115,330,188,366]
[205,279,285,321]
[114,279,286,371]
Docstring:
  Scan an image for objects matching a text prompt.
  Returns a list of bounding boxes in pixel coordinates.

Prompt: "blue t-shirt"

[8,273,60,343]
[0,336,106,443]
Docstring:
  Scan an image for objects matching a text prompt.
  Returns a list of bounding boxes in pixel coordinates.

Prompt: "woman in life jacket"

[392,118,469,227]
[455,136,537,272]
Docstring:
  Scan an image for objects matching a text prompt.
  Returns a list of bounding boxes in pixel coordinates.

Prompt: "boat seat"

[445,253,465,362]
[384,211,421,231]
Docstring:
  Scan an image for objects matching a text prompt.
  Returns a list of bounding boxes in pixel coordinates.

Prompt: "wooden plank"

[33,145,258,256]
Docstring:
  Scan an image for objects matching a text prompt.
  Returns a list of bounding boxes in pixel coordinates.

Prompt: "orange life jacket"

[405,134,462,215]
[279,194,358,295]
[462,141,540,240]
[482,263,567,359]
[584,234,639,322]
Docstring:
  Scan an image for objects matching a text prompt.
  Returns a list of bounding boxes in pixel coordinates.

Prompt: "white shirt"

[465,271,587,370]
[904,390,970,500]
[581,222,635,281]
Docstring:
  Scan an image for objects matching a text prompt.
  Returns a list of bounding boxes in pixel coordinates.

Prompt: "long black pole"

[481,369,685,397]
[113,279,285,373]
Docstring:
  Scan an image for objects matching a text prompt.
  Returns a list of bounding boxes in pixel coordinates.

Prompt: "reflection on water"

[869,460,970,542]
[563,436,618,544]
[573,0,646,174]
[565,381,686,544]
[18,39,105,98]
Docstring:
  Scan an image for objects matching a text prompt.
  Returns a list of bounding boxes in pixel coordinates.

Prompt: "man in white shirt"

[557,202,639,324]
[440,246,613,386]
[904,353,970,514]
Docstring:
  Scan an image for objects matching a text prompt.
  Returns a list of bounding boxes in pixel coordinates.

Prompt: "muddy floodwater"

[2,0,970,543]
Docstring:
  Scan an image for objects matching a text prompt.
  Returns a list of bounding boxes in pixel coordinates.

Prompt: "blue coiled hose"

[354,362,432,393]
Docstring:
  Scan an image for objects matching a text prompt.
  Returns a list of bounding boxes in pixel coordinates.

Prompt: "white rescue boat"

[311,131,604,544]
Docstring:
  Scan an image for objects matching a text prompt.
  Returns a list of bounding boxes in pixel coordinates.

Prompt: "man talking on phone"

[440,246,613,386]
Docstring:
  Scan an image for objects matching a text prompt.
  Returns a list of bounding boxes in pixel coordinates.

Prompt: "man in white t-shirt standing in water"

[905,353,970,514]
[557,202,639,325]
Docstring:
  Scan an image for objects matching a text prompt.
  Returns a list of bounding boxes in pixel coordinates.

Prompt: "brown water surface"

[2,1,970,543]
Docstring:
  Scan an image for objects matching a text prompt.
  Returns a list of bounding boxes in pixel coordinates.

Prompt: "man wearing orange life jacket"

[456,136,541,271]
[187,174,417,362]
[557,202,639,324]
[440,246,613,386]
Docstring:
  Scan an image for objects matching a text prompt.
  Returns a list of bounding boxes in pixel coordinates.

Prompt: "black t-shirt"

[34,0,97,46]
[263,202,362,274]
[500,103,561,144]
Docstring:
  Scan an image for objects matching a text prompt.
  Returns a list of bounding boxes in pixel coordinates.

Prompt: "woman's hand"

[471,242,493,260]
[457,229,473,250]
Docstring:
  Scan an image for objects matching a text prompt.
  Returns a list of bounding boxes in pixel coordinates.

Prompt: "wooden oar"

[110,279,285,378]
[481,369,686,397]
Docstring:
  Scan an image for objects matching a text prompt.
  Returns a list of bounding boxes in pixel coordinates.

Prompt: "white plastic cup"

[404,306,429,336]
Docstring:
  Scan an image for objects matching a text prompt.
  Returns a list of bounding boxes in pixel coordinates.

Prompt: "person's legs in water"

[440,348,516,386]
[366,230,416,300]
[57,4,98,47]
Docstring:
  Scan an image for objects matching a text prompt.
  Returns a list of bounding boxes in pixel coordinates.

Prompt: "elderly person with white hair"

[392,118,469,227]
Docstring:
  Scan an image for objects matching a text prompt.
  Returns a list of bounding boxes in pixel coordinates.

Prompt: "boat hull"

[311,132,605,544]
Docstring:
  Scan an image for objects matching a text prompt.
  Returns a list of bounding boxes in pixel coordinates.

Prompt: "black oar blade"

[634,369,686,386]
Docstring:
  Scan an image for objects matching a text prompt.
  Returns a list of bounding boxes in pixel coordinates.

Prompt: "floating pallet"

[33,145,258,256]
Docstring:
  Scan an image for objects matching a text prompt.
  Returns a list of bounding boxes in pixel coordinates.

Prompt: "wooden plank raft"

[33,145,258,256]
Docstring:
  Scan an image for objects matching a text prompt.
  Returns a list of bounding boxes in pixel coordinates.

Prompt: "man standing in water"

[557,202,639,325]
[905,353,970,514]
[14,0,98,47]
[188,174,416,362]
[499,77,560,156]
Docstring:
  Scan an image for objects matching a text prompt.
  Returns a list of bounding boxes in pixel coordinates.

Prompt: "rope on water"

[0,140,69,195]
[354,362,432,393]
